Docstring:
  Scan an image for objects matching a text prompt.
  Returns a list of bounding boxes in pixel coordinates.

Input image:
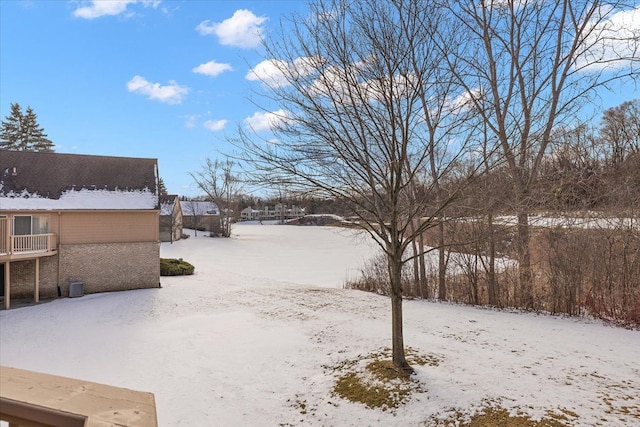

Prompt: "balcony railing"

[1,234,57,257]
[0,217,7,255]
[1,216,57,258]
[9,233,57,254]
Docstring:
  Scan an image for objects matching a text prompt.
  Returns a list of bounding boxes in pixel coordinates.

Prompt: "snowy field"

[1,223,639,426]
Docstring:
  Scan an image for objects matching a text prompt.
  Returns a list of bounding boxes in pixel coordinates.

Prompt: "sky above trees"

[0,0,638,196]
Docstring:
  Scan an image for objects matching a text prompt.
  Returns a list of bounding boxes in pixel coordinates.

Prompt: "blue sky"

[0,0,307,196]
[1,0,639,197]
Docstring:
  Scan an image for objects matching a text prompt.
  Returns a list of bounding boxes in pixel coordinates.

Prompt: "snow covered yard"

[1,224,638,426]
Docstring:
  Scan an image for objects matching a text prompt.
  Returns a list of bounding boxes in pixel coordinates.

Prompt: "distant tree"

[158,177,169,196]
[443,0,640,309]
[184,199,207,237]
[0,103,21,150]
[0,103,54,152]
[191,157,242,238]
[599,99,640,167]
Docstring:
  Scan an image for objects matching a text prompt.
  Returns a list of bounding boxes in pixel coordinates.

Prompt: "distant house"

[0,150,161,309]
[180,200,221,234]
[159,194,182,242]
[240,207,262,221]
[240,203,306,221]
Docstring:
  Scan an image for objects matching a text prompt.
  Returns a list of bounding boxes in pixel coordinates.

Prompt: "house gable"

[0,150,158,210]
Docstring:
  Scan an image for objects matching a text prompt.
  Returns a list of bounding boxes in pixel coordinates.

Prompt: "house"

[159,194,182,242]
[240,206,261,221]
[180,200,221,234]
[240,203,306,221]
[0,150,161,309]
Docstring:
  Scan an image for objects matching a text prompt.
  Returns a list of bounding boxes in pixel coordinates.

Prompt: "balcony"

[0,233,57,260]
[0,218,57,261]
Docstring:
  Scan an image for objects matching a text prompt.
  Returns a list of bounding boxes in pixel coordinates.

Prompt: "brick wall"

[4,257,59,299]
[58,242,160,296]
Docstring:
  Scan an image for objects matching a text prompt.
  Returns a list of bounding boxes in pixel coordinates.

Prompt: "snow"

[1,224,638,426]
[495,213,639,230]
[0,188,158,210]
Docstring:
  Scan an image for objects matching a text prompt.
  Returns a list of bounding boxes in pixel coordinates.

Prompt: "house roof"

[179,200,219,216]
[159,194,180,216]
[0,150,159,210]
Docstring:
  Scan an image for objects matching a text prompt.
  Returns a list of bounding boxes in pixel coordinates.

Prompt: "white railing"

[7,233,56,255]
[0,217,7,255]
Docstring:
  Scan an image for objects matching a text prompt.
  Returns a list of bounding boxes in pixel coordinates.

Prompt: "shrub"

[160,258,195,276]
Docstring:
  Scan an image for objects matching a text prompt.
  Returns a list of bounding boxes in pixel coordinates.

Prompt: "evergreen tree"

[0,103,55,152]
[0,103,22,150]
[158,177,168,196]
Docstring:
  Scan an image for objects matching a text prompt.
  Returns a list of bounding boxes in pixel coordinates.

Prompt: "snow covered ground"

[1,224,638,426]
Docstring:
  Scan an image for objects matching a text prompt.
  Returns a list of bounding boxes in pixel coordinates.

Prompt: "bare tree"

[182,199,206,237]
[395,0,474,301]
[191,158,242,238]
[442,0,640,309]
[599,98,640,167]
[238,0,472,371]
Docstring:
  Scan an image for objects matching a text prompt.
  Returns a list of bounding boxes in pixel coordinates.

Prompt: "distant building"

[240,203,305,221]
[180,200,221,234]
[0,149,160,309]
[159,194,182,242]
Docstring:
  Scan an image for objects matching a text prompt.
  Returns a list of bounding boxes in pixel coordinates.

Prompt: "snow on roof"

[0,188,158,210]
[0,150,159,210]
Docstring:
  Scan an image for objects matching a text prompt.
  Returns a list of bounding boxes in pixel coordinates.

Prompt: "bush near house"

[160,258,195,276]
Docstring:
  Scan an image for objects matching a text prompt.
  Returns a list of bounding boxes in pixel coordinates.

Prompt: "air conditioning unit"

[69,279,84,298]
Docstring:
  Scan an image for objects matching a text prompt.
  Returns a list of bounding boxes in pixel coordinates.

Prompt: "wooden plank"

[0,366,157,427]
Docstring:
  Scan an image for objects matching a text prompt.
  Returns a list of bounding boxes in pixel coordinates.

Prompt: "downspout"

[57,211,61,297]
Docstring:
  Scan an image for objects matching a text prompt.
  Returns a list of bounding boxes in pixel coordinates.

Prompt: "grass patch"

[428,405,579,426]
[160,258,195,276]
[457,407,569,426]
[330,347,441,411]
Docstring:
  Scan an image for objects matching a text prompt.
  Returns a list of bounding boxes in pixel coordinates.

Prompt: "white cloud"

[244,110,288,132]
[126,75,189,104]
[203,119,228,132]
[575,6,640,72]
[246,59,290,87]
[446,87,484,113]
[73,0,160,19]
[246,56,321,88]
[192,60,233,77]
[196,9,267,49]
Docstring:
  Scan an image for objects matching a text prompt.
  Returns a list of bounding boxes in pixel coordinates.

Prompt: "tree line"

[192,0,640,371]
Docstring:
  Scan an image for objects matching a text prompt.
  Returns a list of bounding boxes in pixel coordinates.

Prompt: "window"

[12,215,49,235]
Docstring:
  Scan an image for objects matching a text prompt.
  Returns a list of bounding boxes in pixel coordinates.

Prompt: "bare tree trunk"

[516,209,533,309]
[486,213,498,306]
[389,250,410,372]
[408,218,420,297]
[418,232,428,299]
[437,220,446,300]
